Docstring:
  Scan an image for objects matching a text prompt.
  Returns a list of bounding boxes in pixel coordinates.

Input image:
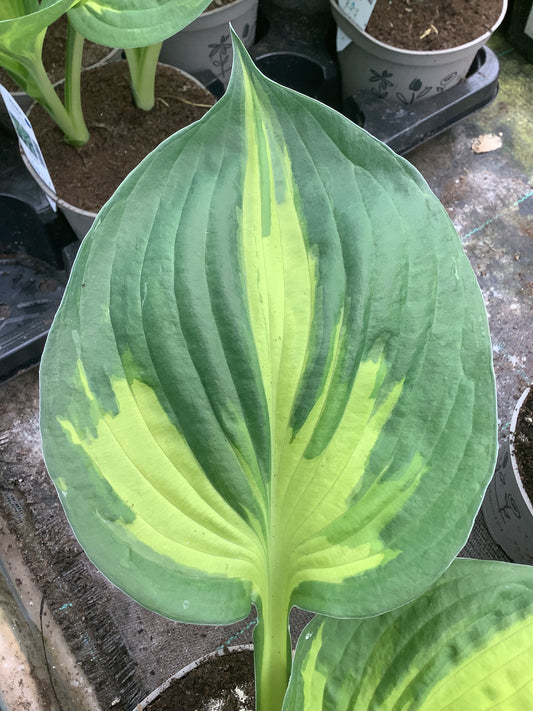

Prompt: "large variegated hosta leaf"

[68,0,212,49]
[40,35,496,710]
[284,558,533,711]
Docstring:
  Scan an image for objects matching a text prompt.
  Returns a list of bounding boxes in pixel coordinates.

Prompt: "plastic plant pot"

[20,151,97,241]
[133,645,254,710]
[483,386,533,565]
[159,0,259,87]
[330,0,508,106]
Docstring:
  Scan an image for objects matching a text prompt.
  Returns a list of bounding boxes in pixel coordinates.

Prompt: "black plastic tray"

[0,249,65,382]
[0,126,76,382]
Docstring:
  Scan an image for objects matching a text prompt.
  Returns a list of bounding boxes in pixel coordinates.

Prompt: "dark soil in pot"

[0,15,111,92]
[514,387,533,504]
[28,60,215,213]
[365,0,503,51]
[143,649,255,711]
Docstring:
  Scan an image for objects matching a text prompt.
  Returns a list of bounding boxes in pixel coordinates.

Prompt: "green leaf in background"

[68,0,213,49]
[0,0,75,98]
[40,36,496,710]
[284,558,533,710]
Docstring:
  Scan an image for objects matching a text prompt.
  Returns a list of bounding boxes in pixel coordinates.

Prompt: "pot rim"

[331,0,508,58]
[133,644,253,711]
[20,148,96,218]
[509,385,533,515]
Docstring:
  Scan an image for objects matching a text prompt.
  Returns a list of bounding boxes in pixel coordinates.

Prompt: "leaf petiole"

[125,42,163,111]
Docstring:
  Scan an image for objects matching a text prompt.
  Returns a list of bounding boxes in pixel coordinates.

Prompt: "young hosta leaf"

[68,0,213,49]
[285,558,533,710]
[40,35,496,708]
[0,0,75,96]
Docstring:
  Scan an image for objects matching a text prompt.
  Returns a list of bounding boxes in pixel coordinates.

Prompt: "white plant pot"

[330,0,507,105]
[159,0,259,87]
[483,386,533,565]
[20,152,97,241]
[133,644,253,710]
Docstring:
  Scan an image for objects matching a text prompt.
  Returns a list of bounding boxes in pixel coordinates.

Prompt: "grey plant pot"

[159,0,259,88]
[133,644,254,710]
[483,386,533,565]
[330,0,508,106]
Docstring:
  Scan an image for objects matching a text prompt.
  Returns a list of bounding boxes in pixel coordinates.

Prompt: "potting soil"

[514,388,533,504]
[144,650,255,711]
[365,0,503,51]
[28,62,215,213]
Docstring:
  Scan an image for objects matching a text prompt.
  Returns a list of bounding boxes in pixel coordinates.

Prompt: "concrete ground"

[0,29,531,711]
[408,30,533,561]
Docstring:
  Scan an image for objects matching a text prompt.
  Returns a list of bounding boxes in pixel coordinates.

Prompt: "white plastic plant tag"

[525,5,533,40]
[0,84,57,211]
[338,0,377,31]
[336,28,352,52]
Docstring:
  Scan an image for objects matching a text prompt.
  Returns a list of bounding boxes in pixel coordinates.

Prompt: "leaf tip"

[227,24,258,87]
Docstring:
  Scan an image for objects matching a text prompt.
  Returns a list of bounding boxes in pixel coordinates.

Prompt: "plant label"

[0,84,56,210]
[339,0,377,31]
[336,28,352,52]
[525,5,533,40]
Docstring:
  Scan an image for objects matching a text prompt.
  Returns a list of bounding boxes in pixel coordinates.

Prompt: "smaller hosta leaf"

[0,0,74,80]
[285,558,533,711]
[68,0,212,49]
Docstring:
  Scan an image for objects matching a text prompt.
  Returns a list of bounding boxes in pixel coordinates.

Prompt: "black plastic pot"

[250,0,341,109]
[507,0,533,62]
[0,124,77,382]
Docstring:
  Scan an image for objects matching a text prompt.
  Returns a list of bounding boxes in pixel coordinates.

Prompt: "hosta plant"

[0,0,211,145]
[40,33,532,711]
[285,557,533,710]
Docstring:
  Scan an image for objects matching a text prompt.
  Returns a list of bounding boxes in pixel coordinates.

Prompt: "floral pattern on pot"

[369,67,459,104]
[208,33,233,79]
[208,22,255,81]
[436,71,459,92]
[396,78,432,105]
[159,0,259,88]
[369,68,393,98]
[493,448,522,522]
[483,386,533,565]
